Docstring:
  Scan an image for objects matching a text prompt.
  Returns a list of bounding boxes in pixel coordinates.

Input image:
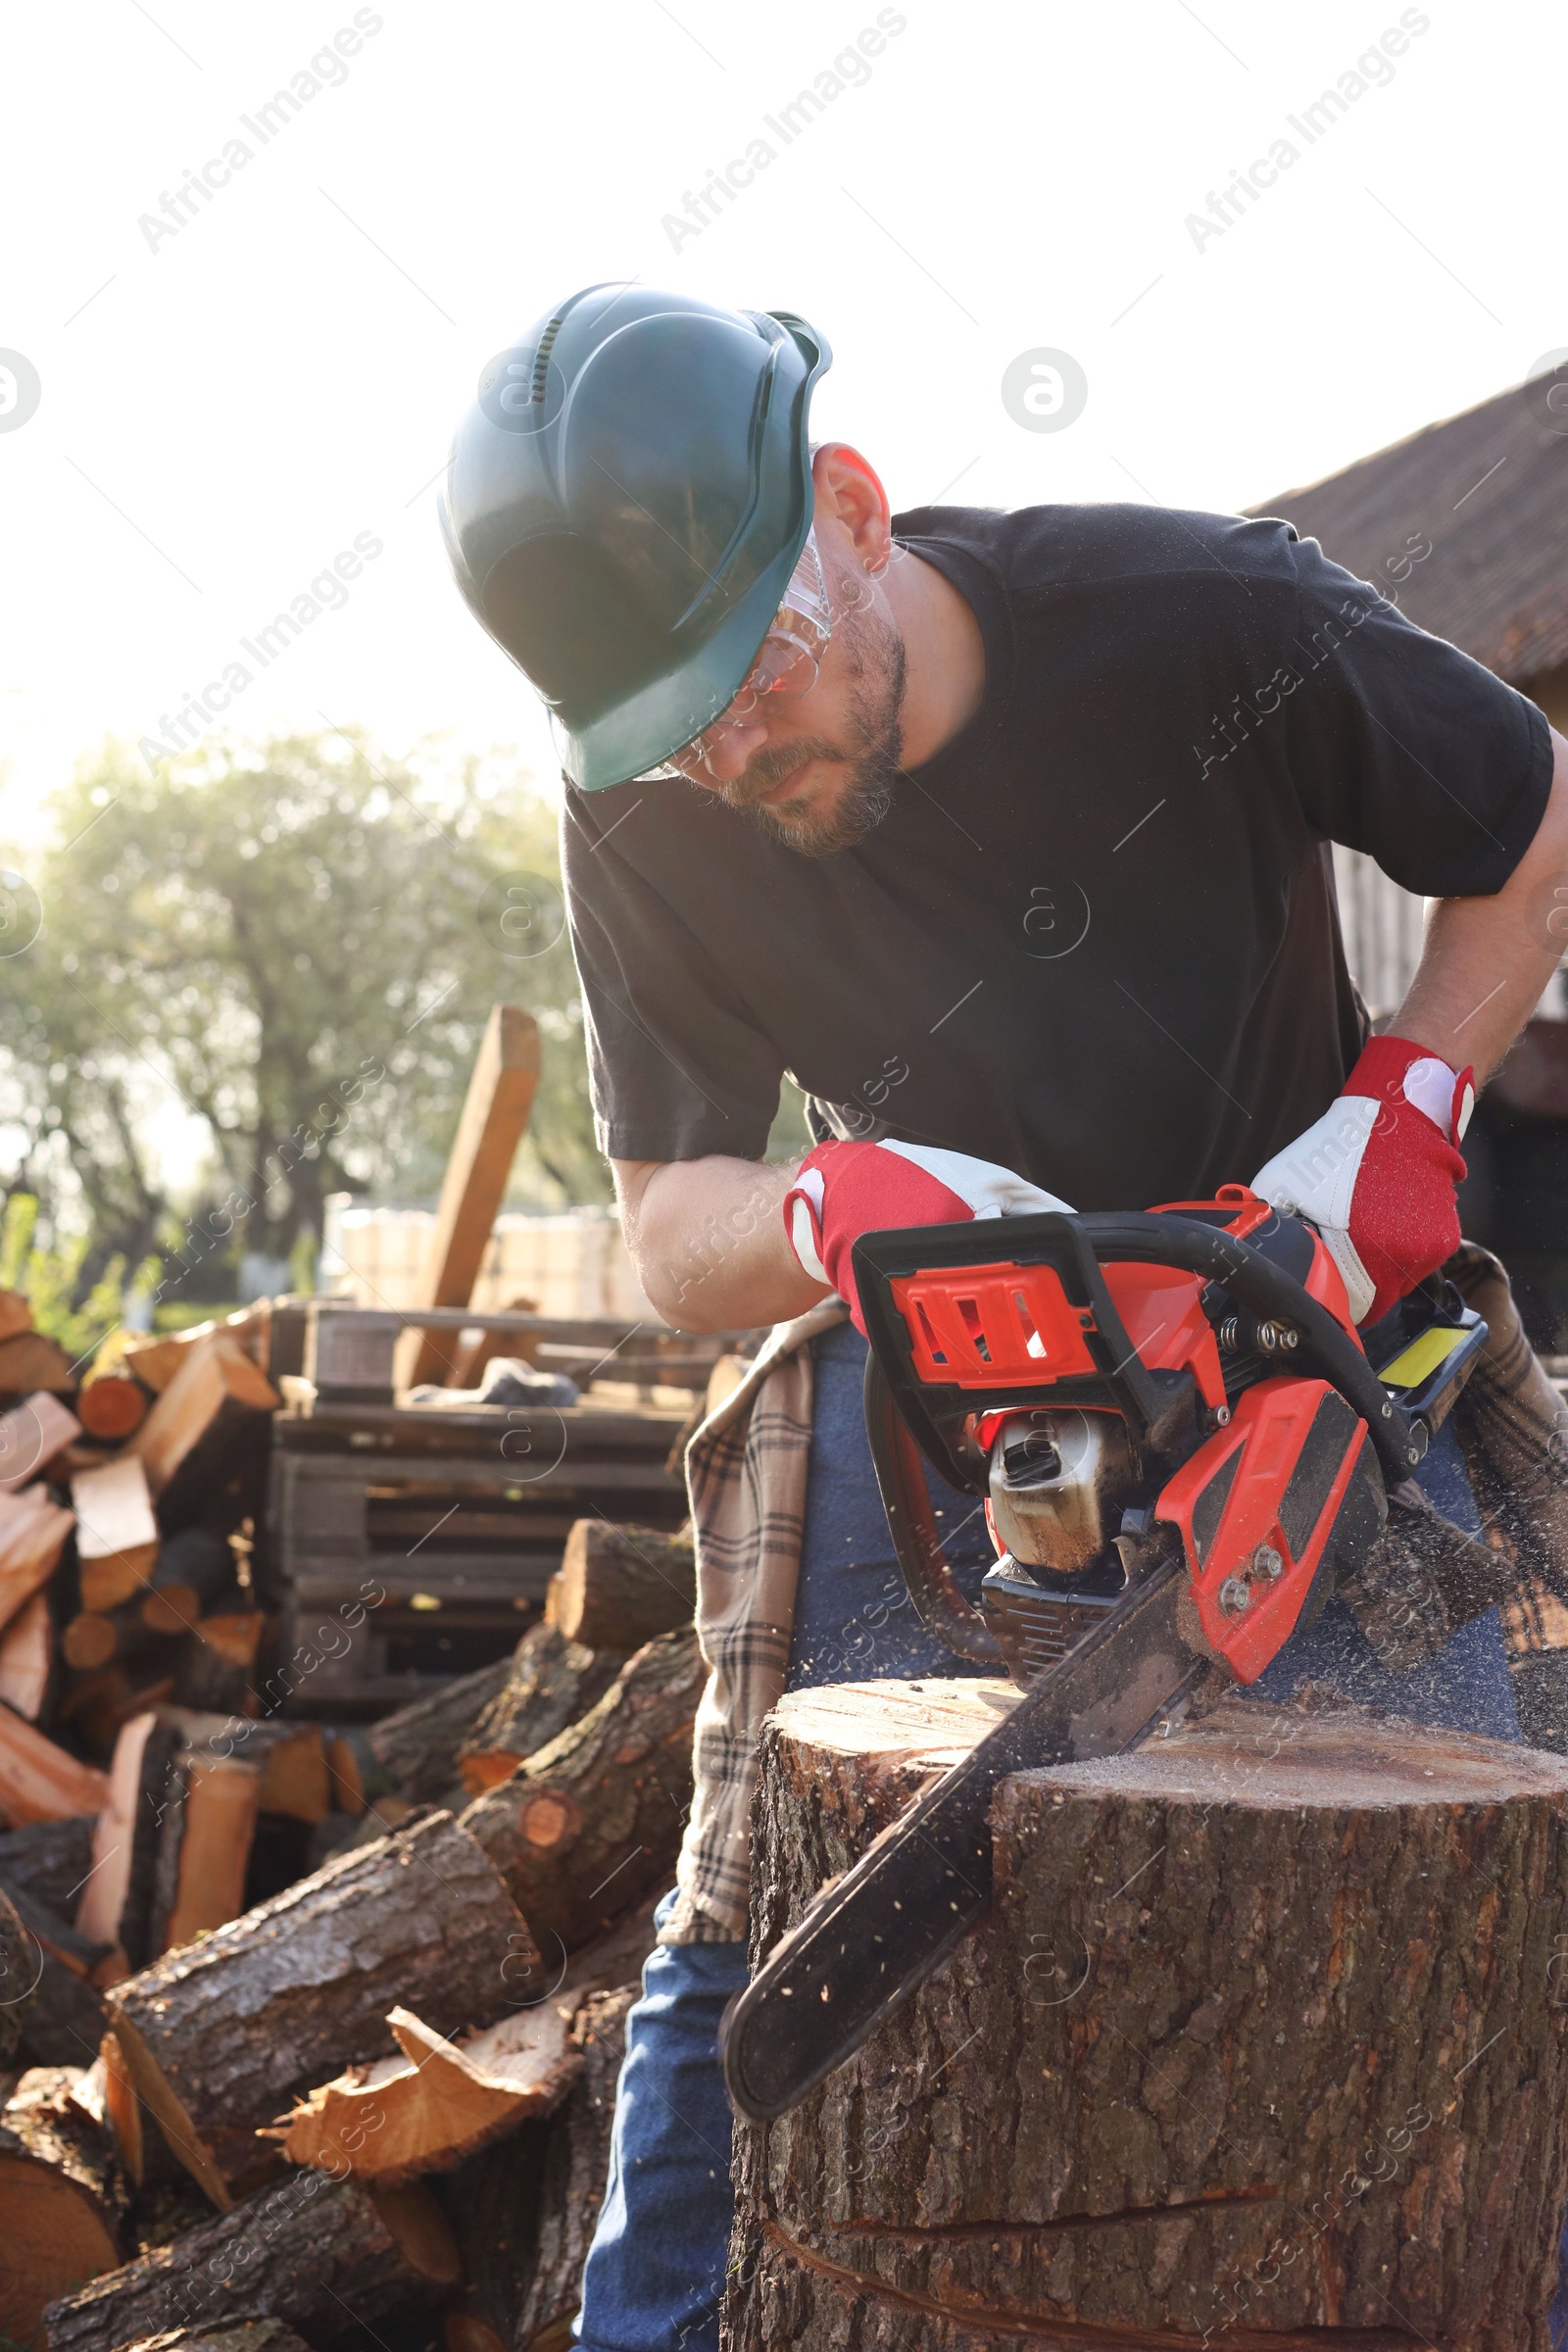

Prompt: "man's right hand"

[783,1139,1073,1334]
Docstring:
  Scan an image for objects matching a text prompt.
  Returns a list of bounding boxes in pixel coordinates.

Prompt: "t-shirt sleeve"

[561,793,785,1164]
[1280,531,1553,897]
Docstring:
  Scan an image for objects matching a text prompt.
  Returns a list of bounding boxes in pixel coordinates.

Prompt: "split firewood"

[0,1481,75,1631]
[76,1713,182,1967]
[462,1629,703,1952]
[75,1375,149,1443]
[0,2066,127,2343]
[4,1878,113,1984]
[544,1520,695,1652]
[100,2028,143,2184]
[0,1328,74,1396]
[172,1616,268,1718]
[0,1705,111,1829]
[105,1810,540,2206]
[0,1287,32,1343]
[360,1649,517,1804]
[162,1713,328,1825]
[151,1753,263,1955]
[43,2172,462,2352]
[458,1622,621,1794]
[0,1813,96,1915]
[72,1457,160,1613]
[55,1666,177,1761]
[118,2328,314,2352]
[512,1986,635,2347]
[132,1338,278,1526]
[0,1392,81,1491]
[6,1879,116,2071]
[138,1527,235,1635]
[118,1305,270,1397]
[274,1997,581,2185]
[0,1590,53,1718]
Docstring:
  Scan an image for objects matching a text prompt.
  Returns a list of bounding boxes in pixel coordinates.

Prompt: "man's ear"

[810,442,892,569]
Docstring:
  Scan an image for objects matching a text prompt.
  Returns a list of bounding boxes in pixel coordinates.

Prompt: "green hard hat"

[439,284,831,792]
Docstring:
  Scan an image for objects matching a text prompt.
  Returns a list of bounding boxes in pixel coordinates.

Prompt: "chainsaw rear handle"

[1071,1213,1421,1485]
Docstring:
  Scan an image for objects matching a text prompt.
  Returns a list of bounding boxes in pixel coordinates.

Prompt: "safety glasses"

[641,529,833,782]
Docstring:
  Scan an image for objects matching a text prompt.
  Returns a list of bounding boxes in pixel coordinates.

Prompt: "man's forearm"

[1395,727,1568,1079]
[614,1152,832,1332]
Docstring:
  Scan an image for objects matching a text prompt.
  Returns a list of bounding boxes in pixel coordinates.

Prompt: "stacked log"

[462,1629,704,1950]
[726,1682,1568,2352]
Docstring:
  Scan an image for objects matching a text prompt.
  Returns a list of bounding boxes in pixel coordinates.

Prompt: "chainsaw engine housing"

[855,1189,1484,1691]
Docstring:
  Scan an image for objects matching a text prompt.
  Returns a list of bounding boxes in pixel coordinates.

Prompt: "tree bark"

[513,1985,635,2346]
[366,1651,517,1802]
[0,1813,96,1916]
[462,1631,703,1953]
[0,1883,36,2069]
[545,1522,695,1653]
[458,1624,622,1795]
[0,2066,127,2344]
[43,2172,460,2352]
[727,1682,1568,2352]
[106,1810,539,2208]
[118,2326,312,2352]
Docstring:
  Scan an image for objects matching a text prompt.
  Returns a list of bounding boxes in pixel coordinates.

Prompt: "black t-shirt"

[561,502,1551,1211]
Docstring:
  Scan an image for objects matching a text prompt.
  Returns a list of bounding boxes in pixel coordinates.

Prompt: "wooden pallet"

[268,1398,689,1714]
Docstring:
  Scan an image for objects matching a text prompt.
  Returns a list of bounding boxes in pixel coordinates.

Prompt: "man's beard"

[713,600,906,857]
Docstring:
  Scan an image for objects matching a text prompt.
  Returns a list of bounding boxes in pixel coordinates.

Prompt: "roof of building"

[1248,370,1568,687]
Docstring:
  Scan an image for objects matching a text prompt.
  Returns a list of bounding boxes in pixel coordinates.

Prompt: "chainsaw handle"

[1074,1213,1423,1486]
[862,1349,1006,1669]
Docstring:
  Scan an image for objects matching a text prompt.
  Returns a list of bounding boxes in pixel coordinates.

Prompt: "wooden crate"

[267,1397,689,1714]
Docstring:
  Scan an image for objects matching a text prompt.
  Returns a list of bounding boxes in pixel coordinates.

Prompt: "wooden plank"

[0,1395,81,1492]
[70,1459,159,1614]
[394,1006,541,1392]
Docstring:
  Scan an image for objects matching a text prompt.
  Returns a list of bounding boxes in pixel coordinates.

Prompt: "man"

[442,284,1568,2352]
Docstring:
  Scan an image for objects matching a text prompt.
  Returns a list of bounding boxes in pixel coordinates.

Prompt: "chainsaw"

[719,1185,1489,2122]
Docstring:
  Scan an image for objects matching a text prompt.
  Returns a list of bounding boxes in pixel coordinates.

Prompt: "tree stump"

[727,1681,1568,2352]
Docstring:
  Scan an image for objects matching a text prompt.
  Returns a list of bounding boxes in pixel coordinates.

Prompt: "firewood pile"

[0,1269,732,2352]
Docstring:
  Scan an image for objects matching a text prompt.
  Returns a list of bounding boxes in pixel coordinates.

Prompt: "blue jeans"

[574,1319,1526,2352]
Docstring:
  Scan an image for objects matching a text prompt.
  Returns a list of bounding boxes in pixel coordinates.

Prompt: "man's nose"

[689,713,770,787]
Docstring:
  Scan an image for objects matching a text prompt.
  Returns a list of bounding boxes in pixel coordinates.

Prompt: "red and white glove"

[1250,1035,1474,1327]
[783,1140,1073,1335]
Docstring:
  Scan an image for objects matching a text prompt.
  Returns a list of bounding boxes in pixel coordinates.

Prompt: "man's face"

[683,542,907,857]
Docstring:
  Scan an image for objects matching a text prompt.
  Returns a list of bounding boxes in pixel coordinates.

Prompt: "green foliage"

[0,1194,158,1363]
[0,731,612,1309]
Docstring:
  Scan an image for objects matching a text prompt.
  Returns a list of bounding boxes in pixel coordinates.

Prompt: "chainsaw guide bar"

[720,1555,1209,2122]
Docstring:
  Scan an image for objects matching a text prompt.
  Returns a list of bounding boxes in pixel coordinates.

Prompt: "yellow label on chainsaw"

[1378,1325,1468,1391]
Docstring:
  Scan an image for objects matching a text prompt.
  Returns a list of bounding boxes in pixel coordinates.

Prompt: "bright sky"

[1,0,1560,845]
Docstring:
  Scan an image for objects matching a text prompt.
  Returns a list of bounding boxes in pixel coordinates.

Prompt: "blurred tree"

[0,731,609,1308]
